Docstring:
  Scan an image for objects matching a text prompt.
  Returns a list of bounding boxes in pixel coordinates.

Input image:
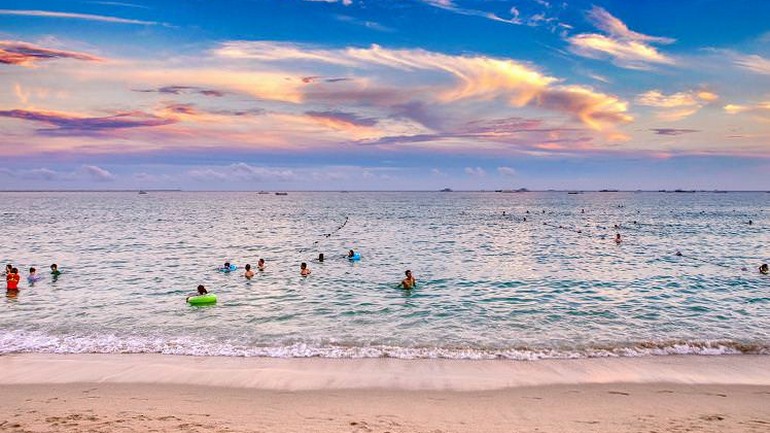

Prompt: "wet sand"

[1,354,769,432]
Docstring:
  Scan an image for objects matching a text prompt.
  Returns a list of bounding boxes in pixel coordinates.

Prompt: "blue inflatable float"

[218,264,237,272]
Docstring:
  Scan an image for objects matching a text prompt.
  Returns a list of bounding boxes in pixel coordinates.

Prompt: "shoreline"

[2,354,769,432]
[2,353,769,390]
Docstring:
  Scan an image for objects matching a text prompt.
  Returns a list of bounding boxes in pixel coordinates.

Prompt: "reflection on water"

[0,191,768,359]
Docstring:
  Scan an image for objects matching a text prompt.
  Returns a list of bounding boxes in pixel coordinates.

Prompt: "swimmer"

[244,264,254,279]
[615,233,622,244]
[761,264,769,275]
[675,250,683,257]
[749,220,753,225]
[27,267,39,283]
[347,249,356,259]
[399,270,416,290]
[318,253,324,262]
[258,258,265,271]
[3,264,11,276]
[50,263,61,276]
[186,284,207,301]
[300,262,311,276]
[6,267,19,290]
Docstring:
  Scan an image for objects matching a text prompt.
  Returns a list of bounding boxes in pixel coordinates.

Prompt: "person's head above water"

[761,264,769,274]
[5,264,11,272]
[50,264,57,270]
[11,267,18,274]
[29,267,36,274]
[301,262,307,269]
[224,262,230,268]
[245,264,251,271]
[197,284,207,295]
[348,250,355,257]
[405,270,412,277]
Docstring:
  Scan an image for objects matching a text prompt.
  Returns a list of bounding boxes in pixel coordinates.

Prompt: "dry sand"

[1,354,769,432]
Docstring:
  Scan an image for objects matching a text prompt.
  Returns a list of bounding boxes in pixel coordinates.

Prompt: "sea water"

[1,191,768,360]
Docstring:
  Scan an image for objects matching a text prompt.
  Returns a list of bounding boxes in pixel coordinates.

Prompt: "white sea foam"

[0,330,766,360]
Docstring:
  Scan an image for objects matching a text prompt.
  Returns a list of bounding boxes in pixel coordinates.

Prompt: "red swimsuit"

[6,273,19,290]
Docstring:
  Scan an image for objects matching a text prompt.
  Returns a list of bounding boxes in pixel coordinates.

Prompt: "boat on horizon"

[138,190,147,195]
[275,192,288,196]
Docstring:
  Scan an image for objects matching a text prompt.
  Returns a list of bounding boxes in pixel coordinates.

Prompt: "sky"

[0,0,768,190]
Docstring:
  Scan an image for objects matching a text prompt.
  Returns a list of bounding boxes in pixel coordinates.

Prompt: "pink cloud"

[0,40,101,66]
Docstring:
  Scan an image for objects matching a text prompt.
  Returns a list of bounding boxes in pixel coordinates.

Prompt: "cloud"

[650,128,700,136]
[733,54,770,75]
[636,90,718,121]
[724,102,770,121]
[134,85,226,97]
[80,165,115,181]
[305,110,378,127]
[464,167,486,176]
[0,40,102,66]
[0,9,162,25]
[214,42,631,132]
[0,109,176,135]
[188,163,297,183]
[567,6,675,69]
[497,166,516,177]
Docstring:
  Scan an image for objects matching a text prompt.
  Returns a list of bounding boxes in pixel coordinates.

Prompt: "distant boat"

[567,191,581,195]
[599,189,619,192]
[257,191,269,195]
[275,192,288,196]
[500,188,529,193]
[440,188,453,192]
[138,190,148,195]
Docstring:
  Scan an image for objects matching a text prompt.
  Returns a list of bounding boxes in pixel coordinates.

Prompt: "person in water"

[347,249,356,258]
[300,262,311,276]
[399,270,416,290]
[50,264,61,275]
[258,258,266,271]
[27,267,39,282]
[6,267,20,290]
[3,264,11,276]
[615,233,622,244]
[318,253,324,262]
[244,264,254,279]
[760,264,769,275]
[186,284,207,301]
[222,261,232,272]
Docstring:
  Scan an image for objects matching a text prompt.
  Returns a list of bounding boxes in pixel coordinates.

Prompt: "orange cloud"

[636,89,718,121]
[0,40,101,67]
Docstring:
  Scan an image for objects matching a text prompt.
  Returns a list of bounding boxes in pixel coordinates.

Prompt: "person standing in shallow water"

[244,264,254,279]
[300,262,311,276]
[6,267,20,290]
[615,233,622,244]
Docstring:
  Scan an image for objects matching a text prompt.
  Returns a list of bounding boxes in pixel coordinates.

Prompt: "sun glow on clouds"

[636,90,718,121]
[567,7,675,69]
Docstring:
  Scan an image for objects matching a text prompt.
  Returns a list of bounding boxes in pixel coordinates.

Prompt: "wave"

[0,330,767,360]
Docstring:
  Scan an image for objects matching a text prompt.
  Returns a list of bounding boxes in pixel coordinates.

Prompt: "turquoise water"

[1,191,768,359]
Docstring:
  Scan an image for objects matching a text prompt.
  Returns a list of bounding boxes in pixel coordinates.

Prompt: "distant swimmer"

[761,264,769,275]
[675,250,683,256]
[347,249,356,259]
[581,209,585,214]
[300,262,311,276]
[615,233,622,244]
[318,253,324,262]
[258,258,266,271]
[50,263,61,276]
[748,220,753,225]
[244,264,254,279]
[186,284,207,301]
[399,270,416,290]
[6,267,19,290]
[27,267,40,283]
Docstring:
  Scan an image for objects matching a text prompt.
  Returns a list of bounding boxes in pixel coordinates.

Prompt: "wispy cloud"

[464,166,486,176]
[497,166,516,177]
[733,53,770,75]
[650,128,700,136]
[567,6,675,69]
[0,9,161,25]
[0,40,101,66]
[1,165,115,182]
[724,101,770,121]
[134,85,226,97]
[636,89,718,121]
[0,109,175,135]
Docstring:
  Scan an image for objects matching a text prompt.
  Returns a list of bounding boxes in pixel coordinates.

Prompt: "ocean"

[1,191,768,360]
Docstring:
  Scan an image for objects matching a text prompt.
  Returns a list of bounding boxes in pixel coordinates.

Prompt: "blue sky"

[0,0,769,190]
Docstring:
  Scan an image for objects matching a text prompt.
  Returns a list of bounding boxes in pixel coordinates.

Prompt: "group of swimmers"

[4,263,61,290]
[192,250,417,302]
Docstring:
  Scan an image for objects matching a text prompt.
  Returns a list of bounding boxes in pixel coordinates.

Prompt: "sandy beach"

[1,354,769,432]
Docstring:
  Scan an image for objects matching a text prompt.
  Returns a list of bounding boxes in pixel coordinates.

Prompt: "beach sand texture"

[1,354,769,432]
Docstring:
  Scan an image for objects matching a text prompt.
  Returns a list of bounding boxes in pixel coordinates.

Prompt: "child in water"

[50,264,61,276]
[258,258,265,271]
[761,264,769,275]
[27,267,40,283]
[399,270,416,290]
[615,233,622,244]
[186,284,207,301]
[300,262,311,276]
[6,267,20,290]
[244,264,254,279]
